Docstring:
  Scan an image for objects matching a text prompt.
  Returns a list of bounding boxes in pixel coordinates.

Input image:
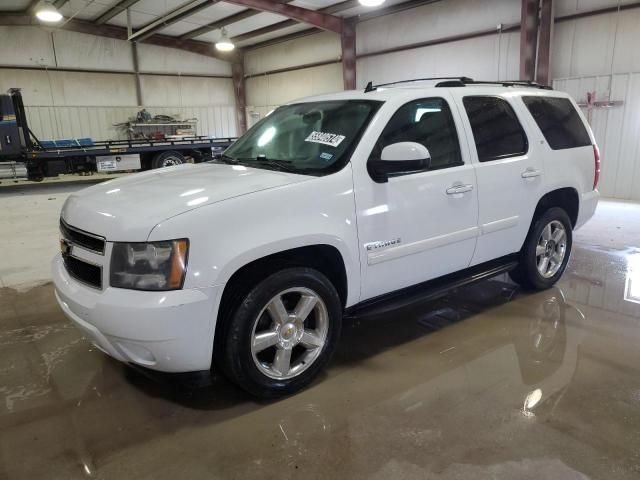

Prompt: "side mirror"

[368,142,431,183]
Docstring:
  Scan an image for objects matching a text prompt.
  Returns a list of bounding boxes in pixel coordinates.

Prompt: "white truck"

[52,78,599,398]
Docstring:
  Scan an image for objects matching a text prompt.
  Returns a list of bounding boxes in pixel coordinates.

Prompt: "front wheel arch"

[216,267,343,397]
[213,245,348,365]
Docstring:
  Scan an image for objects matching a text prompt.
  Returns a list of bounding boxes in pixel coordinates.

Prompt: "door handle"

[521,168,542,179]
[446,184,474,195]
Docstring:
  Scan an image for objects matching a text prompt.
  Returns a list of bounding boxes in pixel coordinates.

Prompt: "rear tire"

[218,267,342,398]
[151,150,185,169]
[509,207,573,290]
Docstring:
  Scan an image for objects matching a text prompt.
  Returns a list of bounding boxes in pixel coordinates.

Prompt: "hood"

[61,163,310,241]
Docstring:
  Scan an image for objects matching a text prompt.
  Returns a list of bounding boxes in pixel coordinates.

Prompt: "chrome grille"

[60,219,105,255]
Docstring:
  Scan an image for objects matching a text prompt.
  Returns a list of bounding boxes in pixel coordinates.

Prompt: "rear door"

[452,93,545,265]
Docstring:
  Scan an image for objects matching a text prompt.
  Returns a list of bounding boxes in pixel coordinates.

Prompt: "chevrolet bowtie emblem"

[60,239,71,256]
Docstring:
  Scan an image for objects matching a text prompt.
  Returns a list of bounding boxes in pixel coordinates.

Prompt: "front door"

[353,95,479,301]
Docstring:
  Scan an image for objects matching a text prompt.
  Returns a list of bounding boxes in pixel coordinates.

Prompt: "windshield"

[222,100,382,175]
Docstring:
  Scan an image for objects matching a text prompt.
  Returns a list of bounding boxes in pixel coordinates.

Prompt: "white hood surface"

[61,163,310,241]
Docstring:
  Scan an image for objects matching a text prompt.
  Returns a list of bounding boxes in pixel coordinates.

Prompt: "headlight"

[110,239,189,291]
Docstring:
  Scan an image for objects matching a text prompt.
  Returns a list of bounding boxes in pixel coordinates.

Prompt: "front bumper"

[52,253,223,372]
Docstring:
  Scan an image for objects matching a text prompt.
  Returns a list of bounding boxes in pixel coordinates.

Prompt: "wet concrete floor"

[1,204,640,478]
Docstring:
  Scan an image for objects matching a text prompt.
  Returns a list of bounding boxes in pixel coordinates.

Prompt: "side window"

[522,96,591,150]
[463,96,528,162]
[374,98,463,170]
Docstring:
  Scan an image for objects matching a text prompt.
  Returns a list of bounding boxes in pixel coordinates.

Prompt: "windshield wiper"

[217,154,301,173]
[255,156,298,173]
[218,154,238,164]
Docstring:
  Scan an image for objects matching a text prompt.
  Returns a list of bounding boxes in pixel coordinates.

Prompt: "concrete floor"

[1,183,640,479]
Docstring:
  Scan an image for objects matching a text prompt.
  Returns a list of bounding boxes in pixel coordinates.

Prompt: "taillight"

[593,144,600,190]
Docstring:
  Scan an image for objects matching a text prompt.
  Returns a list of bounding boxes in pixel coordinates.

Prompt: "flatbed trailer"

[0,88,237,181]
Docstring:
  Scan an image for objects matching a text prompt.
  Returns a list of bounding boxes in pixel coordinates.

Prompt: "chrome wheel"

[162,156,183,167]
[250,287,329,380]
[536,220,567,278]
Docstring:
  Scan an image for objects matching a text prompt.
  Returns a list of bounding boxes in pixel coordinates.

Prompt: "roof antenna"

[364,81,376,93]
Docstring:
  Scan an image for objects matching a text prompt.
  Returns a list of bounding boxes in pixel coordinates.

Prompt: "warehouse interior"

[2,0,640,478]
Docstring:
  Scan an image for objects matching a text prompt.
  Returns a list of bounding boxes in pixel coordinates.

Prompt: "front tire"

[218,267,342,398]
[510,207,573,290]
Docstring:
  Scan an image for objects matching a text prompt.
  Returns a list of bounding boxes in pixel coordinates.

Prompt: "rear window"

[522,96,591,150]
[463,96,528,162]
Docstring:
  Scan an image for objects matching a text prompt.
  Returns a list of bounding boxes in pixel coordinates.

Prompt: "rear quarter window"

[522,96,591,150]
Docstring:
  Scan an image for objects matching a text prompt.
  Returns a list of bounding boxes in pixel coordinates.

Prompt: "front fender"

[148,166,361,307]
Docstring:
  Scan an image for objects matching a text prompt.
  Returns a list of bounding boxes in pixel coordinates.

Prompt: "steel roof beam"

[179,0,293,41]
[246,27,319,49]
[128,0,221,42]
[230,0,357,43]
[95,0,143,25]
[222,0,342,33]
[0,14,239,62]
[181,9,257,40]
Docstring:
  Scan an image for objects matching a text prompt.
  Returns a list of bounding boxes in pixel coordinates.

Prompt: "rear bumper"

[576,189,599,230]
[52,253,223,372]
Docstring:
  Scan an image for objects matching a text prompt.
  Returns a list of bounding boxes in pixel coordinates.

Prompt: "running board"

[345,255,519,318]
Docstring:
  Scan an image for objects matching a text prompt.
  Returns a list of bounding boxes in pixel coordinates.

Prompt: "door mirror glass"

[369,142,431,183]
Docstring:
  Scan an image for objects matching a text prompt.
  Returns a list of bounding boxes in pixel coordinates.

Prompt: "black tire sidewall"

[221,267,342,398]
[522,207,573,289]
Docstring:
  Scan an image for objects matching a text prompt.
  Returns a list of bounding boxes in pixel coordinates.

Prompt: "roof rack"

[364,77,473,92]
[363,77,552,92]
[464,79,553,90]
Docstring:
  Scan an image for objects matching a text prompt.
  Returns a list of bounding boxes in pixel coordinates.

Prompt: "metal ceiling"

[1,0,413,50]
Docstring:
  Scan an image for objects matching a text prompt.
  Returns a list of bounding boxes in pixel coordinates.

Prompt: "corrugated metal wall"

[554,74,640,200]
[242,0,640,200]
[356,31,520,87]
[243,0,520,124]
[356,0,521,85]
[0,26,237,141]
[552,1,640,200]
[244,33,343,123]
[245,63,343,120]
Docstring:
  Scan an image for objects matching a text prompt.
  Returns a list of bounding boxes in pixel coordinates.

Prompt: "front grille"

[63,255,103,289]
[60,219,105,254]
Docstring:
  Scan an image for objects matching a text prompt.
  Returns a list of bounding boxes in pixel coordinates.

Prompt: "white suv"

[53,78,599,397]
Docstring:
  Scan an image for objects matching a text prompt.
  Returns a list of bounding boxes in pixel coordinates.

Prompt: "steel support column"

[536,0,554,86]
[519,0,538,81]
[131,45,143,105]
[232,60,247,135]
[341,19,356,90]
[128,8,143,106]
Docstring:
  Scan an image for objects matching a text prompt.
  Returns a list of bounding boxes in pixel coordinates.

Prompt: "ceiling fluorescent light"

[215,28,235,52]
[35,1,63,23]
[359,0,386,6]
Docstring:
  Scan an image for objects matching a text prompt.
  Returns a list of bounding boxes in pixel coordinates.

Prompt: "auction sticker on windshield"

[305,131,346,147]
